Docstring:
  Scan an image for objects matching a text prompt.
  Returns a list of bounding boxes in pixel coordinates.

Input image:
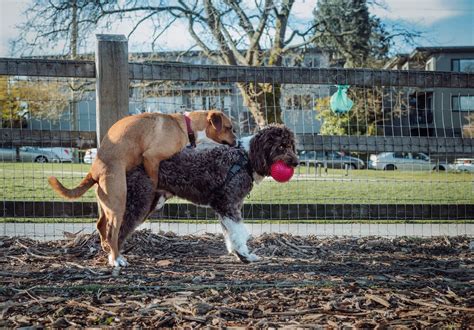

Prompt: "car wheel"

[34,156,48,163]
[434,165,446,171]
[384,164,396,171]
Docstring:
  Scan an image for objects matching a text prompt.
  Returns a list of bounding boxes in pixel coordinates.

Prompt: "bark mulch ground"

[1,230,473,328]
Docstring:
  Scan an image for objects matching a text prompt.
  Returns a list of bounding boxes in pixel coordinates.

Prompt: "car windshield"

[299,151,314,159]
[413,153,429,161]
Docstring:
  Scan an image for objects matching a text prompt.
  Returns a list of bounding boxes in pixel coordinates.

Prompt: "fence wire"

[1,59,473,239]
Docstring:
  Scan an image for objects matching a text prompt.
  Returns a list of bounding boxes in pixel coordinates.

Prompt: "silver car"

[299,151,365,169]
[369,152,449,171]
[0,146,60,163]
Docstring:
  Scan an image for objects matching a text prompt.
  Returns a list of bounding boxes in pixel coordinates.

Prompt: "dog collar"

[184,112,196,148]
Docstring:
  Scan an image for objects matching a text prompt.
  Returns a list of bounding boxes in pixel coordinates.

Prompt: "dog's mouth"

[222,140,237,147]
[278,157,299,168]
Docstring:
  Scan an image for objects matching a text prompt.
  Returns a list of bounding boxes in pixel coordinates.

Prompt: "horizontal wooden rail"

[1,58,473,88]
[0,129,97,148]
[2,201,474,220]
[296,134,474,154]
[129,62,474,88]
[0,58,95,78]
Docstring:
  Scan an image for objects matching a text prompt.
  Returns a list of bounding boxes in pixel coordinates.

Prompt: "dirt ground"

[1,230,473,328]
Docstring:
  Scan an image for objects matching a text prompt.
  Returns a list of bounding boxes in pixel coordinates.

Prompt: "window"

[452,95,474,111]
[452,59,474,73]
[425,58,435,71]
[394,152,410,159]
[284,94,313,110]
[413,153,429,161]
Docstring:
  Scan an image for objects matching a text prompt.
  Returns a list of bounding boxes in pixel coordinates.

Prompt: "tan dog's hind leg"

[97,171,128,267]
[96,204,109,252]
[142,153,160,188]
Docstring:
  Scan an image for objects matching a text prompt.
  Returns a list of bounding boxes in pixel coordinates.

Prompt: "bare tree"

[14,1,421,129]
[13,0,322,128]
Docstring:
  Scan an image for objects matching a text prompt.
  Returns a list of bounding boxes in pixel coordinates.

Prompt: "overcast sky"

[0,0,473,57]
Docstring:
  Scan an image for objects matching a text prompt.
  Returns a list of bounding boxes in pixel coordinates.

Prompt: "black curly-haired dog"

[114,125,298,265]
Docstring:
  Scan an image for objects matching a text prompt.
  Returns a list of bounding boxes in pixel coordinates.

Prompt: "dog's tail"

[48,173,96,200]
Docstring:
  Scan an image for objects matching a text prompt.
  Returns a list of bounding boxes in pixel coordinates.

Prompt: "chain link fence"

[1,38,473,239]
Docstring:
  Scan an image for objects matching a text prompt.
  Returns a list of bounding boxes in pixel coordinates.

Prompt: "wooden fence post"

[95,34,129,147]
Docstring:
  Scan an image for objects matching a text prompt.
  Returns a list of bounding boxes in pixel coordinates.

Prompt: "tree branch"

[187,15,214,59]
[269,0,294,66]
[246,0,272,64]
[127,12,156,39]
[284,22,319,47]
[204,0,237,65]
[224,0,255,37]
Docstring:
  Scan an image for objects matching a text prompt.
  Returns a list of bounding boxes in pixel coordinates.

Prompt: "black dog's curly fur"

[119,125,298,260]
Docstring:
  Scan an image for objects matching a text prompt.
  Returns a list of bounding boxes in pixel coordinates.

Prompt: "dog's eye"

[278,145,284,150]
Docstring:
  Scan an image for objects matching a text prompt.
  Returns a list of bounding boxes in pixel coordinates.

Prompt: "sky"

[0,0,472,58]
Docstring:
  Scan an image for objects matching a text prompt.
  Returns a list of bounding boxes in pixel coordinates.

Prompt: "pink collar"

[184,112,196,147]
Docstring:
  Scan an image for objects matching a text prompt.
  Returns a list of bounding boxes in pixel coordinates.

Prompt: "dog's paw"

[108,254,129,267]
[247,253,261,262]
[100,241,109,253]
[234,251,260,263]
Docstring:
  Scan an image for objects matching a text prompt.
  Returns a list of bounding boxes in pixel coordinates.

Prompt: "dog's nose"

[290,158,299,167]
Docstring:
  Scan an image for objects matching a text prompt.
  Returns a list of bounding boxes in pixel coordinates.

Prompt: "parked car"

[453,158,474,173]
[0,146,60,163]
[38,147,75,162]
[298,151,365,169]
[369,152,449,171]
[83,148,97,164]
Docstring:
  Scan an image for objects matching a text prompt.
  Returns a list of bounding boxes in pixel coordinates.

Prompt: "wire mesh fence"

[1,52,473,239]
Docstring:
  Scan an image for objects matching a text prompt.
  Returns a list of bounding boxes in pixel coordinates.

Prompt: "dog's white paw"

[247,253,260,262]
[109,254,129,267]
[234,251,260,263]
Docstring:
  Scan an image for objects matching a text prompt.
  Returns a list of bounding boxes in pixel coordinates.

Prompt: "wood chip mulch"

[1,230,473,328]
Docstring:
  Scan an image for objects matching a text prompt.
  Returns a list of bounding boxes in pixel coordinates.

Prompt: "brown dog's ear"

[208,111,223,132]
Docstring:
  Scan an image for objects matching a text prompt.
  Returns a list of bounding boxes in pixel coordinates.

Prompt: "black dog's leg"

[218,213,260,263]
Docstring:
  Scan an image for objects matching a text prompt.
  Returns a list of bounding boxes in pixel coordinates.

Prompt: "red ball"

[270,160,294,183]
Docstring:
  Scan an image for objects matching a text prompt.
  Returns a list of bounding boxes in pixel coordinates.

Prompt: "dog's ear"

[208,111,223,132]
[249,131,269,176]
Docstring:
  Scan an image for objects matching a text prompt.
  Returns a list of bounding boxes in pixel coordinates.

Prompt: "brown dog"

[48,110,236,266]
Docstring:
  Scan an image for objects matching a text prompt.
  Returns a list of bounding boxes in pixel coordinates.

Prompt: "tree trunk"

[70,0,80,162]
[237,82,283,130]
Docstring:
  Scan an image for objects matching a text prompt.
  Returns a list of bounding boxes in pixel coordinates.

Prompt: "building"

[25,49,331,136]
[383,47,474,137]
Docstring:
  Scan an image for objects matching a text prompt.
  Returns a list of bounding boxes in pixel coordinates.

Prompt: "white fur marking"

[196,130,219,145]
[155,195,167,211]
[220,217,259,262]
[238,135,254,153]
[240,135,265,186]
[109,254,129,267]
[253,172,265,184]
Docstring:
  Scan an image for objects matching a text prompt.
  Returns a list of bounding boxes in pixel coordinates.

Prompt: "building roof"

[410,46,474,57]
[383,54,409,69]
[385,46,474,69]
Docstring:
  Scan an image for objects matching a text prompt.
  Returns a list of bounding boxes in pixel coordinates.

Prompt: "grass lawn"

[1,162,473,205]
